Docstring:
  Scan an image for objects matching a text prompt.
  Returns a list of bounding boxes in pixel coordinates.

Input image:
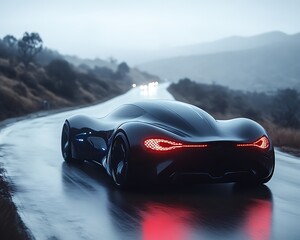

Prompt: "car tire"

[258,161,275,184]
[110,132,130,188]
[61,121,81,164]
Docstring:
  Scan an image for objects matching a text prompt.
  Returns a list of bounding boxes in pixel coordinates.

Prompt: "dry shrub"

[0,64,17,78]
[15,62,25,72]
[19,72,38,89]
[260,120,300,149]
[0,58,9,65]
[13,83,28,97]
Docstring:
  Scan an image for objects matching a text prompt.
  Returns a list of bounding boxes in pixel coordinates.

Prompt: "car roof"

[131,100,217,135]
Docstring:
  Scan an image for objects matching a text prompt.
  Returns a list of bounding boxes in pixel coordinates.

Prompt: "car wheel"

[110,132,130,188]
[61,121,78,164]
[258,161,275,184]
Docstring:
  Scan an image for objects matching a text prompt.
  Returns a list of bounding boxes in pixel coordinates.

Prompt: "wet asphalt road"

[0,83,300,240]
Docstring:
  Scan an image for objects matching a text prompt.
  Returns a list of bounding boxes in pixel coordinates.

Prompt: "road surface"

[0,83,299,240]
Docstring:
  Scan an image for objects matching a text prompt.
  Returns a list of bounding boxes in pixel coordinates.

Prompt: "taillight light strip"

[144,139,207,151]
[237,136,270,149]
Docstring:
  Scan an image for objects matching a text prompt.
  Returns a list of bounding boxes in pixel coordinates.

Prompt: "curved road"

[0,83,300,240]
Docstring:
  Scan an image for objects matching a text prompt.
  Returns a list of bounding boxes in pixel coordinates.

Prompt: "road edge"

[0,166,34,239]
[0,90,131,239]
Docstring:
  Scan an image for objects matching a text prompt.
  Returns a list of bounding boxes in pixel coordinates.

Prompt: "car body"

[61,100,275,187]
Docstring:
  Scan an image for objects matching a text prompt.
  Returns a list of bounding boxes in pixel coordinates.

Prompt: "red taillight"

[237,136,270,150]
[144,139,207,151]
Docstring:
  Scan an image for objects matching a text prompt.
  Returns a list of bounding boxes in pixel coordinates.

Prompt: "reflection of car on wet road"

[62,161,273,240]
[61,100,275,187]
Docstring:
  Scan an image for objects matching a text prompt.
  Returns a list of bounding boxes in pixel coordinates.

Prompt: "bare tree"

[46,59,76,98]
[3,35,17,48]
[18,32,43,67]
[115,62,130,79]
[3,35,17,65]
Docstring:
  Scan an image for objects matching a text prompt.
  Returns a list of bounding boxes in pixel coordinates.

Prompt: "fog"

[1,0,300,64]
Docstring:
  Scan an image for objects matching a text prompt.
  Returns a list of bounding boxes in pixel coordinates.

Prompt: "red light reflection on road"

[142,204,194,240]
[140,196,272,240]
[244,200,272,240]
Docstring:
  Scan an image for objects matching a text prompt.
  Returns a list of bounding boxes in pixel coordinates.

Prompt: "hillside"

[138,32,300,92]
[0,34,159,121]
[0,58,128,121]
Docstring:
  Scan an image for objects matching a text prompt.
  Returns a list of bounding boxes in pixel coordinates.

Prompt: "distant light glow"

[132,83,137,88]
[144,138,207,151]
[140,82,158,96]
[237,136,270,149]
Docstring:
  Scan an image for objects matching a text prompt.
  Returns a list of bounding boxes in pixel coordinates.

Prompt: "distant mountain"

[125,31,289,64]
[167,31,289,57]
[138,32,300,92]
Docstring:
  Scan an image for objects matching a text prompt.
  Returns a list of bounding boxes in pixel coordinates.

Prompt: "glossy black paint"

[62,100,275,186]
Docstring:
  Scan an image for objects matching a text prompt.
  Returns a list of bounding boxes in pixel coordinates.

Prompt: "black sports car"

[61,100,275,187]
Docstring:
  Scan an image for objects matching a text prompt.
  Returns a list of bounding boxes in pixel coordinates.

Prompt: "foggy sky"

[1,0,299,62]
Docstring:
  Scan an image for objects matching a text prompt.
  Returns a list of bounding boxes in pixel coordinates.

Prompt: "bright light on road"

[140,82,159,96]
